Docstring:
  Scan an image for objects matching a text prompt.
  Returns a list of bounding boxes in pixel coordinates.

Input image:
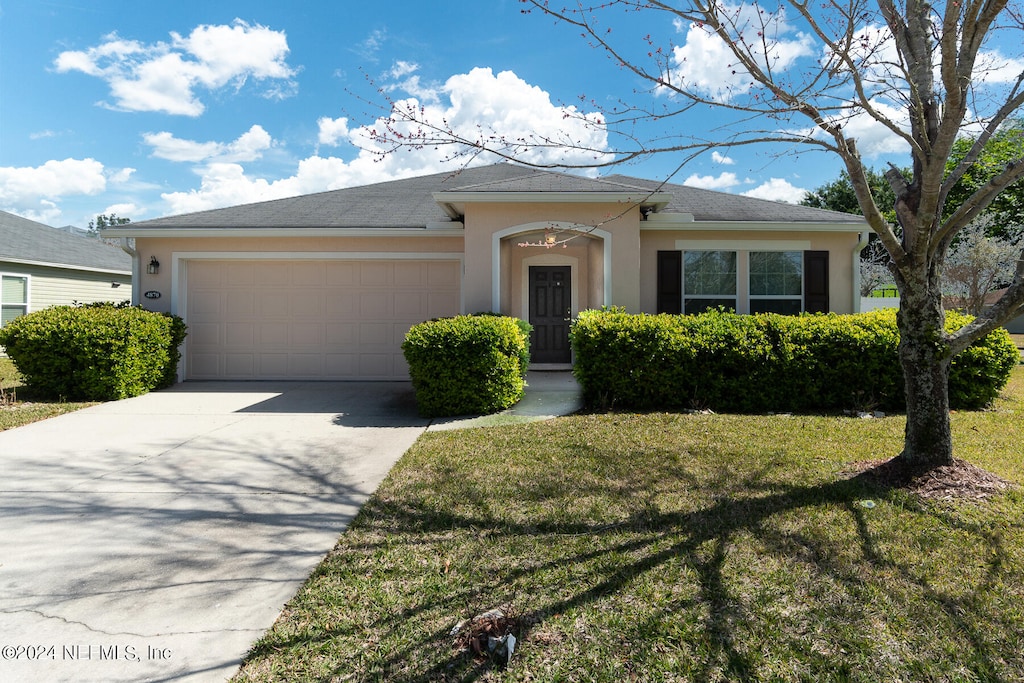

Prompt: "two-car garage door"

[185,259,461,380]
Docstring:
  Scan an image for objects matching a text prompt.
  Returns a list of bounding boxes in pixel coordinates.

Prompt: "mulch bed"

[848,458,1016,501]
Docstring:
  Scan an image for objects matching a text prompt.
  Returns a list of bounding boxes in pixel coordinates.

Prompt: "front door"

[529,266,572,364]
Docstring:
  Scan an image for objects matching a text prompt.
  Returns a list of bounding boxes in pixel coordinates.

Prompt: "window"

[656,249,828,315]
[1,274,28,327]
[749,251,802,314]
[683,250,737,313]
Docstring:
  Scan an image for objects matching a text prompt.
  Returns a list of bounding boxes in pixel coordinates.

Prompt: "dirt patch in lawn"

[847,457,1017,501]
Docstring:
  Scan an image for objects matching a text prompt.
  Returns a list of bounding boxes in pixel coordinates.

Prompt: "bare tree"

[944,217,1023,315]
[861,240,897,297]
[366,0,1024,469]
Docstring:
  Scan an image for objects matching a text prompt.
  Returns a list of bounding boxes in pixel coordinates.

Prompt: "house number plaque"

[144,291,162,299]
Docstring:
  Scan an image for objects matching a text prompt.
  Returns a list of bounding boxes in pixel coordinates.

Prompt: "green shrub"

[0,303,188,400]
[403,314,530,418]
[472,312,533,375]
[570,308,1017,413]
[946,311,1020,408]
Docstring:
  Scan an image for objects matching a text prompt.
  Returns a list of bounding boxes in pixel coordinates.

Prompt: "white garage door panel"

[186,260,461,380]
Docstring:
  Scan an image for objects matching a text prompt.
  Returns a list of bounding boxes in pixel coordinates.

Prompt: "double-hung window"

[683,250,737,314]
[749,251,803,314]
[659,248,827,315]
[1,274,29,327]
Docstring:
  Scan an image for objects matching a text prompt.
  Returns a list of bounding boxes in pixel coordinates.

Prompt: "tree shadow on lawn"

[240,456,1023,683]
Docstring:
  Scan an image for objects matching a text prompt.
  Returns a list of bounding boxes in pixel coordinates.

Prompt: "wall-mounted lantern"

[147,256,160,275]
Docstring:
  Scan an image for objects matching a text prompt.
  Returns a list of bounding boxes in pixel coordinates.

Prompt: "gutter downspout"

[119,237,141,306]
[852,230,871,313]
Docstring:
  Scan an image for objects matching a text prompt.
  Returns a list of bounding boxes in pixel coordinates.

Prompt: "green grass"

[235,369,1024,682]
[0,357,97,431]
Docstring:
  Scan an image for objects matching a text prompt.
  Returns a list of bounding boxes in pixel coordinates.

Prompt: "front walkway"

[427,370,583,431]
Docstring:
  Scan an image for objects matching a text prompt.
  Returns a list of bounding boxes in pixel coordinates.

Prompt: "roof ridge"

[449,167,656,193]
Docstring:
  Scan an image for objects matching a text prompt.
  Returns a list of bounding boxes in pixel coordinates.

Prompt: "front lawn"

[0,357,97,431]
[235,369,1024,682]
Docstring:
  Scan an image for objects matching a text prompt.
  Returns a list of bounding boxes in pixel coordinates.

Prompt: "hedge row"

[402,314,531,418]
[570,308,1019,413]
[0,302,187,401]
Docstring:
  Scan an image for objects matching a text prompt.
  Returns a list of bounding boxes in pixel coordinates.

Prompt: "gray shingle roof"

[0,211,132,272]
[125,163,866,230]
[447,169,655,194]
[603,174,867,223]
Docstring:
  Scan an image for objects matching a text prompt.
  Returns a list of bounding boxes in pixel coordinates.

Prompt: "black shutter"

[804,250,829,313]
[657,251,682,314]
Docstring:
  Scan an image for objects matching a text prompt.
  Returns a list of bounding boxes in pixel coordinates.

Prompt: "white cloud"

[108,167,136,184]
[683,171,741,189]
[317,117,350,146]
[354,29,387,61]
[0,158,108,222]
[389,60,419,79]
[0,158,107,203]
[790,98,910,159]
[974,49,1024,84]
[162,161,337,214]
[144,125,273,162]
[824,24,902,92]
[14,200,63,226]
[831,102,910,157]
[160,67,614,214]
[711,151,735,165]
[741,178,808,203]
[54,20,297,116]
[102,202,142,218]
[366,67,613,170]
[668,5,814,102]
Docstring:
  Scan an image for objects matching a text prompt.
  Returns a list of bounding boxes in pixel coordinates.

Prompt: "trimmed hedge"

[403,314,531,418]
[570,308,1018,413]
[0,303,187,401]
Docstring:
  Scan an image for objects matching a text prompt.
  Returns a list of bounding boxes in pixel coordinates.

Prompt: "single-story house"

[1,211,132,329]
[104,163,869,382]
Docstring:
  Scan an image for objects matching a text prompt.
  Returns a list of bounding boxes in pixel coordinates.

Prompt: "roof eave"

[102,225,466,239]
[642,215,868,232]
[0,256,132,276]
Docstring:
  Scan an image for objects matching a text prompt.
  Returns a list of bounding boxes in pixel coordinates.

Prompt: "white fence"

[860,297,900,312]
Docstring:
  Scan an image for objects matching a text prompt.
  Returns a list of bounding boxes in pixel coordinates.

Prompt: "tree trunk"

[896,292,954,467]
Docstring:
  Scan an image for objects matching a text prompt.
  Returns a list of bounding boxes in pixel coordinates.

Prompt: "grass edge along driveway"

[234,367,1024,683]
[0,358,96,431]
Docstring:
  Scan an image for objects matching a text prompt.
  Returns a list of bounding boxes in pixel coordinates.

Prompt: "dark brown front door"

[529,266,572,364]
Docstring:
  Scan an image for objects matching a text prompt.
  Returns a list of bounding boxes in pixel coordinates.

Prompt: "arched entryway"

[491,221,611,365]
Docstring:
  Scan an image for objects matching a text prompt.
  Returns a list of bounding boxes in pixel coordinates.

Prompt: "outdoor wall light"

[544,231,558,246]
[147,256,160,275]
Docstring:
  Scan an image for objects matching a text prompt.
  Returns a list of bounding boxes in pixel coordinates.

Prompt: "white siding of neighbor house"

[0,262,131,313]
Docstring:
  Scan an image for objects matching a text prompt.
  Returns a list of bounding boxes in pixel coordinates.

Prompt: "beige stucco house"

[1,211,131,330]
[105,164,869,382]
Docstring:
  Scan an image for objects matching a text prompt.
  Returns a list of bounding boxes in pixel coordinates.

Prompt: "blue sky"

[0,0,969,228]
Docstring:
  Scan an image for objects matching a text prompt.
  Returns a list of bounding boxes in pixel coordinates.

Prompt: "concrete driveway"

[0,381,429,683]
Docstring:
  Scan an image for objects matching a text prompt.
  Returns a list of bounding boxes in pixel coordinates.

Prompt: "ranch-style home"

[1,211,131,330]
[104,163,869,382]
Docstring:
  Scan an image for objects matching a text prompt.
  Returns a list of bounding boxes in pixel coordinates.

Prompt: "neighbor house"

[104,164,869,382]
[1,211,131,329]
